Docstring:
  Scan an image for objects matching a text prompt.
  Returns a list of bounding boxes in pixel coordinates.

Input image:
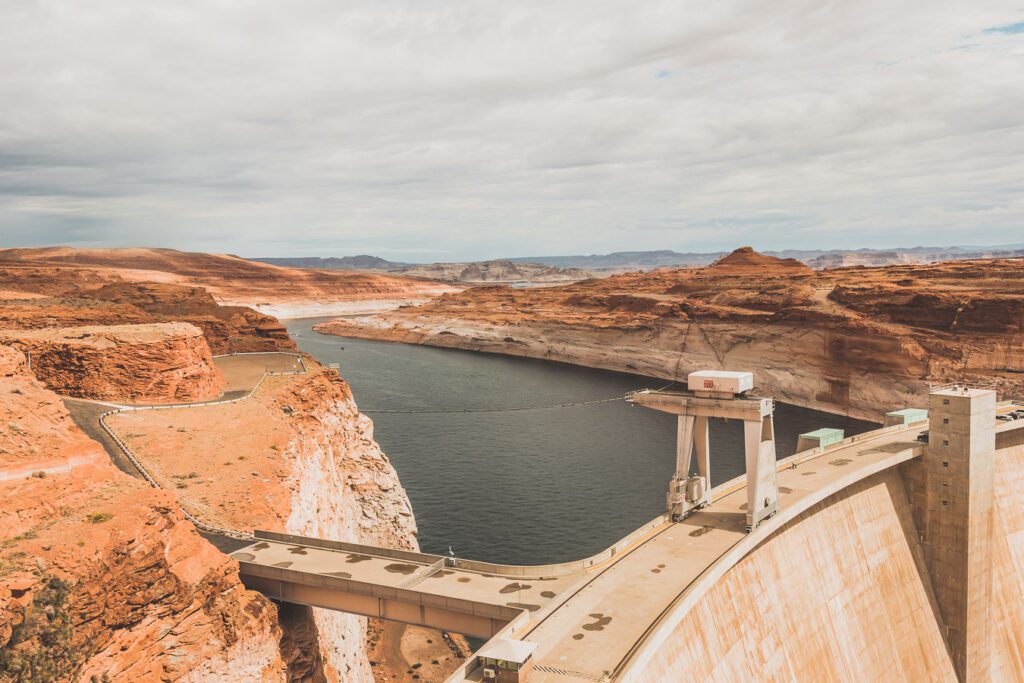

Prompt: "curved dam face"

[627,442,1024,682]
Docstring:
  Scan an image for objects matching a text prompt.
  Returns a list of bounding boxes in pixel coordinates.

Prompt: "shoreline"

[309,317,896,423]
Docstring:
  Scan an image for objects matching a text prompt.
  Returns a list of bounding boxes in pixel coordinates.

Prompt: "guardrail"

[398,557,448,590]
[97,352,309,541]
[450,515,668,579]
[252,530,444,565]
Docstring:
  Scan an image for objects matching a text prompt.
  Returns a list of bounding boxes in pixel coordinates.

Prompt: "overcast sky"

[0,1,1022,261]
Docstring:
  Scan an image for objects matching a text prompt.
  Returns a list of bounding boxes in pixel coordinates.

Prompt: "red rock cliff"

[315,250,1024,421]
[0,323,225,404]
[0,345,285,680]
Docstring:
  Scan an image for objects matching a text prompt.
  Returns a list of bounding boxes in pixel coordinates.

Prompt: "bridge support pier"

[912,387,996,682]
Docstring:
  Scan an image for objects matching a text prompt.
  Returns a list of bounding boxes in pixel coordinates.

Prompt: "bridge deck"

[232,539,579,619]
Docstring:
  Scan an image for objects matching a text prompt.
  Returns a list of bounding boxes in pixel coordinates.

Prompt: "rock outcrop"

[0,279,295,355]
[105,358,426,681]
[0,247,453,680]
[315,249,1024,421]
[0,323,225,404]
[0,345,285,680]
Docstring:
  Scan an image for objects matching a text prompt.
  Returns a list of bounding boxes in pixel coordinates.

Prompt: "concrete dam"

[223,369,1024,683]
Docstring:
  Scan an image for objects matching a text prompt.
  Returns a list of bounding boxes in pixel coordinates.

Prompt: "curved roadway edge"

[94,352,308,541]
[613,444,922,681]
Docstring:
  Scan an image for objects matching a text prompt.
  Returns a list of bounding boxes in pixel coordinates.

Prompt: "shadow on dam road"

[287,318,878,565]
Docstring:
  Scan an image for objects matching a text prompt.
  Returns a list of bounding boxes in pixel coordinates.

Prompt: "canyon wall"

[0,247,456,320]
[626,440,1024,682]
[0,322,225,404]
[0,281,295,354]
[0,248,443,680]
[279,363,421,681]
[105,358,425,681]
[317,250,1024,422]
[0,345,285,680]
[319,316,935,422]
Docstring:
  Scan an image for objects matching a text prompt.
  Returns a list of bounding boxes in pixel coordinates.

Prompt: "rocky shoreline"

[313,248,1024,423]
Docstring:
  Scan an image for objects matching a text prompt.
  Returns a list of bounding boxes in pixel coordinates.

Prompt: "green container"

[799,428,845,448]
[885,408,928,425]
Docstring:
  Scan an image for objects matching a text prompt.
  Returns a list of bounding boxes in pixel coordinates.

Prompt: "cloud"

[0,0,1022,260]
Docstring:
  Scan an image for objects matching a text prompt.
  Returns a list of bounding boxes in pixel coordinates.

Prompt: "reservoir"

[287,318,877,565]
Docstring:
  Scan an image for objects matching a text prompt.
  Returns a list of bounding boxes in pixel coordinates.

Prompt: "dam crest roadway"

[68,352,1024,683]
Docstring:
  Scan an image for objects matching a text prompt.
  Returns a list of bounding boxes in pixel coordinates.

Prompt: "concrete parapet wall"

[992,444,1024,680]
[253,529,444,566]
[452,515,668,579]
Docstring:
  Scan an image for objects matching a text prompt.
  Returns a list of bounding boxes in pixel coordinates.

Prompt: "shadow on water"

[287,318,878,565]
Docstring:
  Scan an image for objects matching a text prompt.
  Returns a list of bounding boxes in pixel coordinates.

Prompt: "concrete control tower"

[629,371,779,530]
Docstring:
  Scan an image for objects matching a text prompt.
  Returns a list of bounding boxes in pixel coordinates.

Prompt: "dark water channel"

[287,318,877,565]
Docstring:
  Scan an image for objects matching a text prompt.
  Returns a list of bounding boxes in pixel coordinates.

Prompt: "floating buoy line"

[361,383,679,414]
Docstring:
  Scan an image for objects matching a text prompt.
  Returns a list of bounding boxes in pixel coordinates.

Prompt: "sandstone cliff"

[105,357,425,681]
[0,279,294,355]
[0,345,284,680]
[315,249,1024,421]
[0,323,225,404]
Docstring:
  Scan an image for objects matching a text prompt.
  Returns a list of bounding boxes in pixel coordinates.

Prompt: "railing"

[97,352,309,541]
[398,557,448,590]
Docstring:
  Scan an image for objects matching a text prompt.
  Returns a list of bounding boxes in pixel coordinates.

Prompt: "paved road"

[63,398,138,477]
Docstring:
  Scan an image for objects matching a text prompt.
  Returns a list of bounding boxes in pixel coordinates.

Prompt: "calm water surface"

[287,318,877,565]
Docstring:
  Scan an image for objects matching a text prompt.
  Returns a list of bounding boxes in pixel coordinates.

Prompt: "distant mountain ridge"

[259,255,409,270]
[254,243,1024,276]
[508,243,1024,270]
[255,256,589,283]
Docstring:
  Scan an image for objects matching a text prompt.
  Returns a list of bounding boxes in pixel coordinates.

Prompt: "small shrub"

[86,512,112,524]
[0,575,82,681]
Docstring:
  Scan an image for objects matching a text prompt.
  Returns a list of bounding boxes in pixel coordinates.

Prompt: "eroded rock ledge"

[0,322,225,404]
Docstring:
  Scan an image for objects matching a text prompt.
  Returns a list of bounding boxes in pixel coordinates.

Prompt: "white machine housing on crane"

[687,370,754,397]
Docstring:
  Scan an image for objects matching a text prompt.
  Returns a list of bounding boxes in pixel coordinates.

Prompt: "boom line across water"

[361,383,679,414]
